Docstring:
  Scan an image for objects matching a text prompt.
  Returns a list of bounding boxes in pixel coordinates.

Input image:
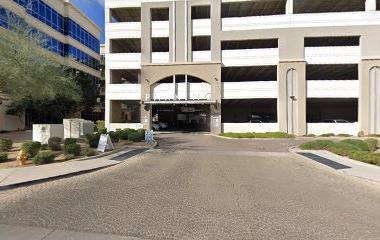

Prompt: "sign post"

[97,134,114,153]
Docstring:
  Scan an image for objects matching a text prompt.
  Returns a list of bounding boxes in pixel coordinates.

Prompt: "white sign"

[97,134,114,153]
[145,130,154,144]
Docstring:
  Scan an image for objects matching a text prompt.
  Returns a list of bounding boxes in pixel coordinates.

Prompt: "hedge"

[0,153,7,162]
[21,141,41,158]
[48,137,62,151]
[33,150,55,165]
[64,143,81,156]
[0,138,12,151]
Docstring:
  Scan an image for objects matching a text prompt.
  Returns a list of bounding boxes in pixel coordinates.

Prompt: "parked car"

[152,122,168,131]
[322,119,350,123]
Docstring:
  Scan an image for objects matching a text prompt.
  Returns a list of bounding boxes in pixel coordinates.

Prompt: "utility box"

[63,119,94,139]
[33,124,64,144]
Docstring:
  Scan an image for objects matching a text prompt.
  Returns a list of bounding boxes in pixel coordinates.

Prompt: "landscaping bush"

[337,134,352,137]
[64,143,81,156]
[64,138,77,145]
[21,141,41,158]
[319,133,335,137]
[108,131,120,143]
[48,137,62,151]
[0,153,8,162]
[32,150,55,165]
[82,148,96,157]
[365,138,378,152]
[340,139,370,151]
[96,120,107,134]
[299,140,335,150]
[128,131,144,142]
[86,133,101,148]
[117,128,137,140]
[0,138,12,151]
[220,132,294,139]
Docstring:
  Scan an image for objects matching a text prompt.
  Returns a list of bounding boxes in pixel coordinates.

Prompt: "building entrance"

[152,104,211,132]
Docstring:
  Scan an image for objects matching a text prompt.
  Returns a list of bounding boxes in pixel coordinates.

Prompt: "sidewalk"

[292,148,380,183]
[0,148,149,190]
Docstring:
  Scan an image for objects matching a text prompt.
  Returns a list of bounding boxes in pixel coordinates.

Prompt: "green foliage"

[299,140,335,150]
[86,133,101,148]
[82,148,96,157]
[64,138,77,145]
[32,150,55,165]
[117,129,136,140]
[128,131,145,142]
[365,139,378,152]
[0,19,81,104]
[96,120,107,134]
[319,133,335,137]
[48,137,62,151]
[64,143,81,156]
[0,138,12,151]
[337,134,352,137]
[21,141,41,158]
[300,139,380,166]
[220,132,294,139]
[108,131,120,143]
[0,152,8,162]
[340,139,370,151]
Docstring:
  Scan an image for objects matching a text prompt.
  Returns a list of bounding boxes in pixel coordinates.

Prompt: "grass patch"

[220,132,294,139]
[300,138,380,166]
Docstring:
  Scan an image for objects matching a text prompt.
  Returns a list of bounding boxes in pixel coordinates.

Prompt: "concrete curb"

[290,147,380,183]
[0,141,159,191]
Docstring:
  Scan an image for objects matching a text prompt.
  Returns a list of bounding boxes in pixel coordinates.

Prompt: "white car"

[152,122,168,131]
[322,119,350,123]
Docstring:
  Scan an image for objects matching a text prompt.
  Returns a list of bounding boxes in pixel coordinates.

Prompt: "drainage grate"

[297,152,351,170]
[111,148,149,161]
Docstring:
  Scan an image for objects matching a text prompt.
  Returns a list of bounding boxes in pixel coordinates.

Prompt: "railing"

[152,52,170,64]
[222,81,278,99]
[192,51,211,62]
[152,82,212,101]
[152,21,170,38]
[192,19,211,36]
[307,80,358,98]
[106,53,141,69]
[222,11,380,31]
[106,84,141,100]
[223,123,279,133]
[105,22,141,39]
[307,123,359,136]
[222,48,279,66]
[305,46,361,64]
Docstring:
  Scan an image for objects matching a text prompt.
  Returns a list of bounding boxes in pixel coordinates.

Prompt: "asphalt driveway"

[0,133,379,239]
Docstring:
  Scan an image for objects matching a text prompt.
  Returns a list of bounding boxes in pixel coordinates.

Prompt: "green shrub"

[48,137,62,151]
[319,133,335,137]
[340,139,370,151]
[65,154,75,160]
[0,153,7,162]
[0,138,13,151]
[86,133,101,148]
[299,140,335,150]
[365,139,378,152]
[128,131,144,142]
[21,141,41,158]
[82,148,96,157]
[96,120,107,134]
[305,134,316,137]
[64,143,81,156]
[337,134,352,137]
[32,150,55,165]
[333,141,363,151]
[117,128,137,140]
[64,138,77,145]
[108,131,120,143]
[220,132,294,139]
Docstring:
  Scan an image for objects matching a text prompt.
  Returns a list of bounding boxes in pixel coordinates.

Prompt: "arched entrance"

[149,75,213,132]
[370,66,380,134]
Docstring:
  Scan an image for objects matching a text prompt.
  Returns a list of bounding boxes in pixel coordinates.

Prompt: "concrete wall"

[0,100,25,132]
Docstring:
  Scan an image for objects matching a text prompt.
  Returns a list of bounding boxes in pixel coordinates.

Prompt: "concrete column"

[175,1,186,62]
[286,0,293,14]
[105,8,111,23]
[211,0,221,62]
[278,62,306,136]
[359,60,380,135]
[105,99,112,128]
[366,0,377,11]
[140,78,151,130]
[210,69,222,135]
[278,36,306,136]
[141,4,152,64]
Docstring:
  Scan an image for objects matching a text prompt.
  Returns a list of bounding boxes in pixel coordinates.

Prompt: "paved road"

[0,134,380,239]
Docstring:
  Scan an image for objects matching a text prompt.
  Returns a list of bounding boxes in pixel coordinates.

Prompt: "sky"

[71,0,105,43]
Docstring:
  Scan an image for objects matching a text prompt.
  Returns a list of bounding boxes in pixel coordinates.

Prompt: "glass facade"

[0,6,99,71]
[12,0,99,53]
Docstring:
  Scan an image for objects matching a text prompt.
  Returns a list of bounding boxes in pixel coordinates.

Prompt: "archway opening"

[150,75,212,132]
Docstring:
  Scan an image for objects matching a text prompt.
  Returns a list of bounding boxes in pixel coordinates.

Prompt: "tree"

[0,11,81,104]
